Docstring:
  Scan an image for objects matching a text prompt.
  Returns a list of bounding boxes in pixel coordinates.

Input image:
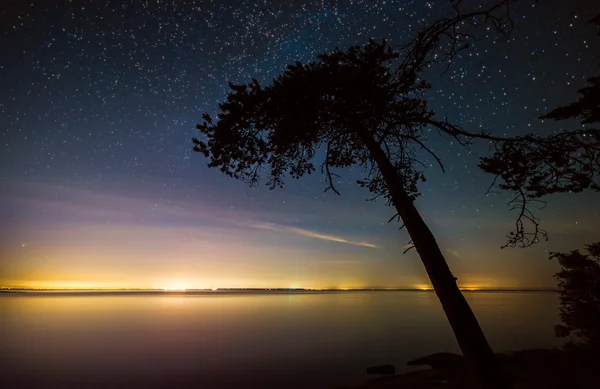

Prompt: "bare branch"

[394,0,521,92]
[501,181,548,249]
[424,118,523,144]
[388,213,401,224]
[403,241,416,254]
[322,141,341,195]
[412,137,445,173]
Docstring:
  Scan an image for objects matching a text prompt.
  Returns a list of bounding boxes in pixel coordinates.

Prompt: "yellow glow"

[3,280,135,290]
[415,284,433,291]
[161,280,190,291]
[1,179,566,292]
[414,283,487,291]
[458,283,489,291]
[2,279,490,291]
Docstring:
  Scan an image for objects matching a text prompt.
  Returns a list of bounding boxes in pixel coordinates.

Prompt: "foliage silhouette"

[479,13,600,248]
[552,242,600,349]
[192,2,599,389]
[544,16,600,351]
[540,14,600,125]
[540,76,600,124]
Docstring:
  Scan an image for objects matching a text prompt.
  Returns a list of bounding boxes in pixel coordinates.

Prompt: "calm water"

[0,291,560,389]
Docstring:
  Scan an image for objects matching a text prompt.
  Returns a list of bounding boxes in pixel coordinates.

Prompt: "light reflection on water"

[0,291,560,389]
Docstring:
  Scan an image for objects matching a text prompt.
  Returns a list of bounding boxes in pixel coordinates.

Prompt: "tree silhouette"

[192,2,600,389]
[540,76,600,124]
[544,16,600,350]
[552,242,600,349]
[540,15,600,125]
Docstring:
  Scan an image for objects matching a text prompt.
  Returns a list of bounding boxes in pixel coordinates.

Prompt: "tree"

[540,14,600,124]
[544,15,600,350]
[551,242,600,348]
[192,2,600,388]
[540,76,600,124]
[478,12,600,248]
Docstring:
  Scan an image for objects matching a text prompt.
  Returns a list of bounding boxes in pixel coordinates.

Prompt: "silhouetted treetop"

[480,12,600,248]
[195,35,600,248]
[194,2,600,249]
[195,40,433,199]
[539,77,600,124]
[195,0,528,203]
[539,15,600,124]
[478,130,600,247]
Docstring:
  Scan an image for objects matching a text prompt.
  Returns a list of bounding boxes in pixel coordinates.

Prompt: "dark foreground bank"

[341,348,599,389]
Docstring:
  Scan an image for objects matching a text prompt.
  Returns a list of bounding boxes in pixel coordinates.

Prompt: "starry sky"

[1,0,599,290]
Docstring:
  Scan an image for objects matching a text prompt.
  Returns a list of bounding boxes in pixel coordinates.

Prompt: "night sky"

[1,0,599,290]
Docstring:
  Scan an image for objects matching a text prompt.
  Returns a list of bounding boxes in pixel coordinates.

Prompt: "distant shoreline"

[0,288,558,294]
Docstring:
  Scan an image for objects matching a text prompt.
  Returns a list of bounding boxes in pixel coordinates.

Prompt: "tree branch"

[322,141,341,195]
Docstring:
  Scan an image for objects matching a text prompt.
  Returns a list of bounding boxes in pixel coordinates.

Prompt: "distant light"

[415,284,433,291]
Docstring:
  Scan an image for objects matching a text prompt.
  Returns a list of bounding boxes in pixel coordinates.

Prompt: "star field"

[1,0,599,289]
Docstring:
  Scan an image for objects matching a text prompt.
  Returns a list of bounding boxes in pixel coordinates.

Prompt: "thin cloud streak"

[248,222,378,248]
[445,249,461,259]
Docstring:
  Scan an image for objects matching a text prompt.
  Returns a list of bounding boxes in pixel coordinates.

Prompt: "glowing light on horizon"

[414,283,487,291]
[415,284,433,291]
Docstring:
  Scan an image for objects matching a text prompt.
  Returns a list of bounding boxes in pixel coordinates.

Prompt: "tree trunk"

[359,132,508,389]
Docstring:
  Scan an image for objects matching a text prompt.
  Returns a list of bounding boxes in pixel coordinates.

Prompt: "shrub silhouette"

[552,242,600,349]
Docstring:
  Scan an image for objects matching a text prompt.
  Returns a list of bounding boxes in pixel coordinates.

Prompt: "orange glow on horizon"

[1,283,493,291]
[414,283,488,291]
[1,278,500,291]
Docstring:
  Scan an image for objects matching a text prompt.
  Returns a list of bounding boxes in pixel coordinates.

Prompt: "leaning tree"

[192,2,600,388]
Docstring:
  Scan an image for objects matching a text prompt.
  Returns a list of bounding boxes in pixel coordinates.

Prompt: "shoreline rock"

[346,347,600,389]
[406,352,467,370]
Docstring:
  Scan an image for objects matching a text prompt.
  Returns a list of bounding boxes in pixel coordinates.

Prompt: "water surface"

[0,291,560,389]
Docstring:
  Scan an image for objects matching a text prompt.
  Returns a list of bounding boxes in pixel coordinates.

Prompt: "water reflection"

[0,291,559,389]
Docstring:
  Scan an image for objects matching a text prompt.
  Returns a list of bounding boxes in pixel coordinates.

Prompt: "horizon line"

[0,286,558,292]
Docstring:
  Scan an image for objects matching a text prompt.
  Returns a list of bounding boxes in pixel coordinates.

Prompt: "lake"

[0,291,560,389]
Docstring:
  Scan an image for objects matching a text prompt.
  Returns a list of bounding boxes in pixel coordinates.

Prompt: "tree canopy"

[539,14,600,124]
[195,40,430,200]
[552,242,600,348]
[195,35,600,248]
[539,76,600,124]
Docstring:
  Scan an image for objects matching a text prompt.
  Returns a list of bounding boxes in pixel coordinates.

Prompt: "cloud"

[445,249,461,259]
[1,178,383,251]
[0,179,263,228]
[248,222,378,248]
